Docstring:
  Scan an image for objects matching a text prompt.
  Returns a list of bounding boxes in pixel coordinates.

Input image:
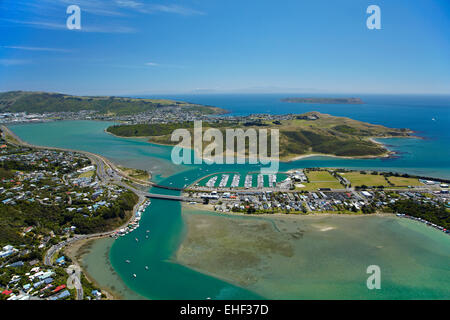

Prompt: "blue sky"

[0,0,449,95]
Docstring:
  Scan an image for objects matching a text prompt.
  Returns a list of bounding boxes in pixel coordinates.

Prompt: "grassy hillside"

[0,91,226,116]
[107,112,413,160]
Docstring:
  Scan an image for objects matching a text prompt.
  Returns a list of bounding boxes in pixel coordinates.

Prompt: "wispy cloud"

[115,0,143,9]
[2,1,204,35]
[115,1,205,15]
[145,62,160,67]
[1,18,137,34]
[0,59,31,66]
[3,46,72,53]
[41,0,205,17]
[145,4,205,16]
[2,19,66,31]
[145,62,185,69]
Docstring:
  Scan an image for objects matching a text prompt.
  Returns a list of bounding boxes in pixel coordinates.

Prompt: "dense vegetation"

[107,121,234,137]
[0,190,138,247]
[0,91,226,116]
[108,122,195,137]
[389,199,450,229]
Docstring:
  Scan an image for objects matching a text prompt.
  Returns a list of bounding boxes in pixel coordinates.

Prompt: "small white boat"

[132,274,137,278]
[145,266,149,270]
[135,238,139,242]
[125,260,130,264]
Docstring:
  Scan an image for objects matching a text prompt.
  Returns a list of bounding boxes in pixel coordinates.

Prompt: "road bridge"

[143,192,198,202]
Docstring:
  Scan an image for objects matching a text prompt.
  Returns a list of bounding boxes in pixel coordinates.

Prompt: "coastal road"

[67,265,83,300]
[1,125,154,188]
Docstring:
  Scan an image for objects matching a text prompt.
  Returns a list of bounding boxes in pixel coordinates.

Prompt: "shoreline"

[4,122,444,300]
[62,195,147,300]
[2,124,148,300]
[175,204,448,299]
[105,126,417,162]
[64,237,120,300]
[182,202,396,219]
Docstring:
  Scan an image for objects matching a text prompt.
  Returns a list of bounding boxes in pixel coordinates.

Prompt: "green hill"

[0,91,226,116]
[107,112,413,160]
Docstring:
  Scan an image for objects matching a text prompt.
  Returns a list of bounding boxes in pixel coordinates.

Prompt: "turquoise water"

[8,94,450,299]
[146,93,450,179]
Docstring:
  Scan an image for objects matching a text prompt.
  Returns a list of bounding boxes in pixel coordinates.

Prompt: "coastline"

[181,202,396,219]
[5,120,449,300]
[64,237,119,300]
[176,203,450,299]
[177,204,437,299]
[64,236,147,300]
[2,124,148,300]
[60,195,147,300]
[105,125,417,162]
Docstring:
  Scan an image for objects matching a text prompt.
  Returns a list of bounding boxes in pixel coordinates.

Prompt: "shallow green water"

[9,120,450,299]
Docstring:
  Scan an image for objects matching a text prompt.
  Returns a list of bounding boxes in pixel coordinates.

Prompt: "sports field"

[298,170,344,190]
[387,176,423,187]
[339,172,390,187]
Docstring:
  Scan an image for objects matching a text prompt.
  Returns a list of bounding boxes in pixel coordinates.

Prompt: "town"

[0,109,329,126]
[185,169,450,234]
[0,128,141,300]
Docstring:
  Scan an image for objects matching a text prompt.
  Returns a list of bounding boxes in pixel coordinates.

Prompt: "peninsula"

[107,112,413,160]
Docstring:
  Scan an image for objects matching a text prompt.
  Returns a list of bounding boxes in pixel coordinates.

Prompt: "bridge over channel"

[143,192,199,202]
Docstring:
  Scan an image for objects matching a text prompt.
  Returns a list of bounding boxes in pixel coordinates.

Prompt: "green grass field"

[340,172,424,187]
[387,176,423,187]
[297,181,344,191]
[295,170,343,190]
[306,170,336,182]
[339,172,390,187]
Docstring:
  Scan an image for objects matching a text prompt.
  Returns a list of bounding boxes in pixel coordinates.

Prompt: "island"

[106,112,414,160]
[281,97,364,104]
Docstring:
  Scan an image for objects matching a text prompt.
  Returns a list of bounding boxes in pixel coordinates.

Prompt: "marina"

[244,175,252,189]
[111,200,151,239]
[206,176,218,188]
[257,174,264,188]
[231,174,240,188]
[219,174,229,188]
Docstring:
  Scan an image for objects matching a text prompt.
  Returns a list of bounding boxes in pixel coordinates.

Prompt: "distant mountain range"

[0,91,226,116]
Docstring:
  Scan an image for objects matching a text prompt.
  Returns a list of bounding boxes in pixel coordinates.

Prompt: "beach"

[65,237,147,300]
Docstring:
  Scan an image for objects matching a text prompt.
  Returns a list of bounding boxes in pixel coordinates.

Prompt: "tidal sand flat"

[76,238,146,300]
[177,207,450,300]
